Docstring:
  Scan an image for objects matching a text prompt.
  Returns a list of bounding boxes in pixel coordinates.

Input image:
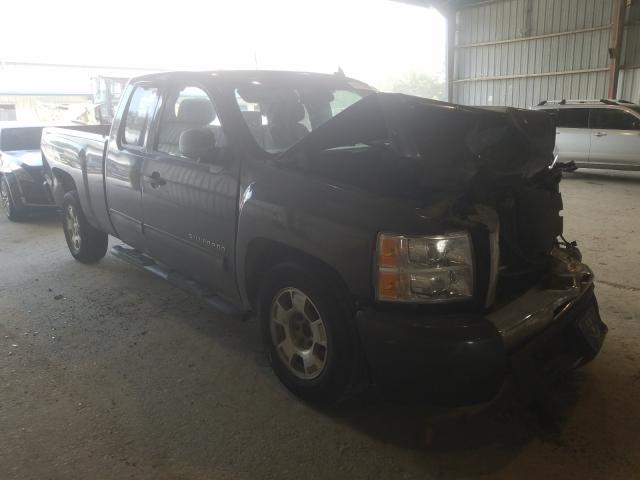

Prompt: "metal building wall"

[452,0,616,107]
[619,2,640,102]
[0,95,92,122]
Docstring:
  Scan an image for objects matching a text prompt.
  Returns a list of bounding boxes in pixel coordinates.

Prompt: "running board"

[110,244,250,320]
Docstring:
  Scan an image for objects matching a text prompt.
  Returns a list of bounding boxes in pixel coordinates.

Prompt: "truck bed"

[44,124,111,142]
[42,123,115,236]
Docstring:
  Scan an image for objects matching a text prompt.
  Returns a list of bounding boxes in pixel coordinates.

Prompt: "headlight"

[376,232,474,303]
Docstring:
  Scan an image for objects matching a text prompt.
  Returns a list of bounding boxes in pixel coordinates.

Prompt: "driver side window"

[122,86,159,147]
[156,86,221,158]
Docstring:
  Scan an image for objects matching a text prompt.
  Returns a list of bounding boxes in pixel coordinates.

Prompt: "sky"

[0,0,445,90]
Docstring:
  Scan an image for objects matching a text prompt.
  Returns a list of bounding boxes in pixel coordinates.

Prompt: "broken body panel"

[256,93,565,308]
[251,92,605,402]
[0,125,58,211]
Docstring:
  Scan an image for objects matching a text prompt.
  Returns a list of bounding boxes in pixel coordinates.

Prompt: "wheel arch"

[50,168,77,205]
[243,237,353,312]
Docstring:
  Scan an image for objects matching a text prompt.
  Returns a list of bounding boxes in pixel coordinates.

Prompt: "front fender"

[235,158,440,310]
[235,184,374,309]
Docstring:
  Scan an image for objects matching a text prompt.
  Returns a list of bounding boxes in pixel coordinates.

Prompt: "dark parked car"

[0,123,59,220]
[41,71,607,404]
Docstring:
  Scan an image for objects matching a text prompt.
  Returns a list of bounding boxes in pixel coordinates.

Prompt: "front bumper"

[356,306,507,405]
[356,250,607,406]
[509,286,606,400]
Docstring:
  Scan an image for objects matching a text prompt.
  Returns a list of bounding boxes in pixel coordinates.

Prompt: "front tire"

[62,191,108,263]
[258,262,359,403]
[1,175,25,222]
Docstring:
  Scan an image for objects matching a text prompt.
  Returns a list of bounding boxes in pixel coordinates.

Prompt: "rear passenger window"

[556,109,589,128]
[593,109,640,130]
[156,86,219,157]
[122,86,159,147]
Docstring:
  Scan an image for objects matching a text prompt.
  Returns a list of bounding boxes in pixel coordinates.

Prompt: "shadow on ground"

[9,210,60,225]
[165,280,603,477]
[563,169,640,184]
[321,371,593,475]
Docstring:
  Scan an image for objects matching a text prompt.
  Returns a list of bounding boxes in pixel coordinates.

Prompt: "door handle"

[145,171,166,188]
[594,131,607,137]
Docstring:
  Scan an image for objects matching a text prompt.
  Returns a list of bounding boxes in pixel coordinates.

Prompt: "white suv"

[532,99,640,171]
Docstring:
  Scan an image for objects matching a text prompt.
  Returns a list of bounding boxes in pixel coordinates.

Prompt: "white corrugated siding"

[619,68,640,102]
[451,0,640,106]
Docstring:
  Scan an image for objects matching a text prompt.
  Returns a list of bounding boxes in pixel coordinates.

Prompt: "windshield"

[0,127,44,151]
[235,83,368,153]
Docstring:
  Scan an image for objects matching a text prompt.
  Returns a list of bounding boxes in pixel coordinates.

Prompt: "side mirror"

[179,128,218,164]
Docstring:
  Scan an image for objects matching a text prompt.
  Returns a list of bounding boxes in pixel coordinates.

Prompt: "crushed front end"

[345,94,607,404]
[358,220,607,405]
[451,136,608,400]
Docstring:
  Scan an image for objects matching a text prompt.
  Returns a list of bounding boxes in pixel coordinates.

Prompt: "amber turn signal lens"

[379,237,399,267]
[378,271,400,300]
[376,232,474,303]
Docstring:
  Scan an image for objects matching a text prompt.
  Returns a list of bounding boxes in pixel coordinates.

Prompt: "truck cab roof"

[130,69,376,92]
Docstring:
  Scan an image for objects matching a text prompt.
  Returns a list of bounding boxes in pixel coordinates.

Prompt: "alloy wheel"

[270,287,328,380]
[0,178,10,216]
[65,204,82,254]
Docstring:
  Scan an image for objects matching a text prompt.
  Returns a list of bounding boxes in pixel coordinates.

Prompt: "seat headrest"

[242,111,262,128]
[179,127,216,160]
[177,98,215,124]
[269,100,306,124]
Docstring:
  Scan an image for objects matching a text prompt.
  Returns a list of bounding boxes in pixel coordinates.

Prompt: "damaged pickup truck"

[41,71,607,404]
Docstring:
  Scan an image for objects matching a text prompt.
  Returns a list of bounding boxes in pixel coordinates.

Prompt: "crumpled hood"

[284,93,556,203]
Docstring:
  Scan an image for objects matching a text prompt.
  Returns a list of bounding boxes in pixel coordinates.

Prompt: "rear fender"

[51,168,77,207]
[49,151,106,232]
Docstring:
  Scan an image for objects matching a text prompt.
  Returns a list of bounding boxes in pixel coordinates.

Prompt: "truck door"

[589,107,640,168]
[140,84,240,302]
[105,83,160,250]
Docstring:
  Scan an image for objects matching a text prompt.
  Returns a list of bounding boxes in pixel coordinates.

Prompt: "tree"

[383,72,445,100]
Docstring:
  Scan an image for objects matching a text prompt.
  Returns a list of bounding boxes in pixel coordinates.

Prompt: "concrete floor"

[1,170,639,480]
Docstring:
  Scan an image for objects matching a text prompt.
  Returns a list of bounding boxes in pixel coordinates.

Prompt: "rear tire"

[1,175,26,222]
[258,261,359,403]
[62,191,108,263]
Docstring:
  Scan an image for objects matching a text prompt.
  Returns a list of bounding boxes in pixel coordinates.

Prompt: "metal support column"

[608,0,627,99]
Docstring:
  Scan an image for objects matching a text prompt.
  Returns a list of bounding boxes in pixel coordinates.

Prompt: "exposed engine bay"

[462,164,567,306]
[283,92,569,307]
